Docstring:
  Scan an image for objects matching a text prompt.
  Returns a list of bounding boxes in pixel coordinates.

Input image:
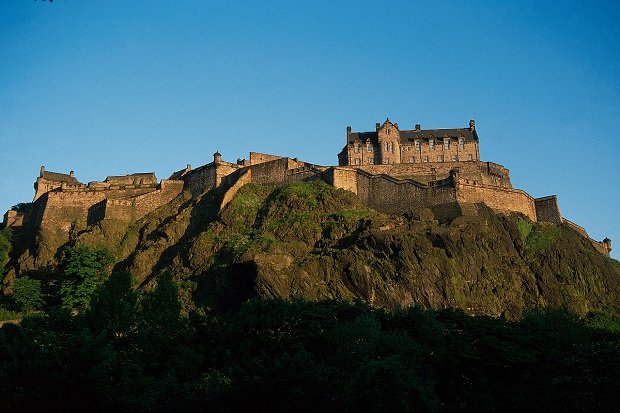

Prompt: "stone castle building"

[338,119,479,166]
[3,118,612,257]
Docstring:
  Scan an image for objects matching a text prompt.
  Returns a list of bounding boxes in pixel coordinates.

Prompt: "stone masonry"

[3,119,612,257]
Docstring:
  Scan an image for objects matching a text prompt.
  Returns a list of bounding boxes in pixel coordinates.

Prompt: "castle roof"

[348,127,478,145]
[41,171,80,184]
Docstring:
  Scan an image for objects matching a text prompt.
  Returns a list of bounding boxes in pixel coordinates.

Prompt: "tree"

[60,246,114,311]
[0,228,11,277]
[13,276,45,312]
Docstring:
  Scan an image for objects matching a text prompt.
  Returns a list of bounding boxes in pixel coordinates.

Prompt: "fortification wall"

[535,196,562,223]
[220,169,253,210]
[285,165,323,183]
[132,180,184,219]
[2,211,24,228]
[355,171,456,214]
[324,167,359,194]
[250,152,283,165]
[40,191,107,232]
[247,158,304,185]
[455,180,537,221]
[183,164,218,196]
[352,161,511,187]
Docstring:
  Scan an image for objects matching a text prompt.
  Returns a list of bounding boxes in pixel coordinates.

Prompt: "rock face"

[5,180,620,318]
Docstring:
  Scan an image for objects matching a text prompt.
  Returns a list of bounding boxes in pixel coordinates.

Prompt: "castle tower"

[377,118,401,164]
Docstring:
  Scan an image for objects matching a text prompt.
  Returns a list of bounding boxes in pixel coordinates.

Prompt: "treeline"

[1,245,619,412]
[1,279,619,412]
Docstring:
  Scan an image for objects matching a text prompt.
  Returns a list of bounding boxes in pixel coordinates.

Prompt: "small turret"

[40,165,45,178]
[603,237,612,253]
[415,124,421,131]
[69,171,75,178]
[469,119,476,131]
[213,151,222,164]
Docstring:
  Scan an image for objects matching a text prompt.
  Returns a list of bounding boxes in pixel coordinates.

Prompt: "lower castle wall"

[249,152,283,165]
[325,167,358,194]
[535,196,562,223]
[131,180,185,220]
[355,172,457,214]
[248,158,304,185]
[455,181,537,221]
[353,161,511,187]
[41,191,107,232]
[184,164,218,196]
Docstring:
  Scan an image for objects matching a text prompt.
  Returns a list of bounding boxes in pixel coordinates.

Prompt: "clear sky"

[1,1,619,259]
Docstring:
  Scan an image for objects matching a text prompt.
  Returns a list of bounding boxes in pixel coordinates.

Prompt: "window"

[367,144,373,152]
[415,140,420,150]
[452,155,459,161]
[369,159,374,164]
[409,156,415,163]
[459,138,465,149]
[438,155,444,162]
[443,139,450,150]
[355,158,361,165]
[423,156,429,162]
[429,139,435,150]
[383,159,388,164]
[468,154,473,161]
[354,143,360,153]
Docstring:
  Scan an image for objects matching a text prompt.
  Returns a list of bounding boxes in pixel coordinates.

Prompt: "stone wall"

[355,171,457,215]
[2,211,24,228]
[325,167,358,194]
[352,161,511,187]
[40,191,107,232]
[249,152,283,165]
[132,180,184,219]
[535,196,562,223]
[455,180,537,221]
[220,169,253,210]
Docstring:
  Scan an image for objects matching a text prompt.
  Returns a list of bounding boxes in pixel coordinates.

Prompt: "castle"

[3,119,612,256]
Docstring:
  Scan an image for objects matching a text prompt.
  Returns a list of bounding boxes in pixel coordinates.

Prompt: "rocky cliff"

[5,180,620,318]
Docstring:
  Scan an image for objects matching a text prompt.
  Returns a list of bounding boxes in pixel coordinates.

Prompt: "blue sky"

[1,1,618,259]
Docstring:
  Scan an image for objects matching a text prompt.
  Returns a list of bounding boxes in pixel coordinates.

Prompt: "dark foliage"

[0,283,618,412]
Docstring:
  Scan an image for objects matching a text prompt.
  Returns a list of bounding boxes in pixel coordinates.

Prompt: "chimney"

[40,165,45,178]
[69,171,75,177]
[346,126,351,135]
[469,119,476,131]
[375,122,380,130]
[186,164,191,172]
[415,124,421,131]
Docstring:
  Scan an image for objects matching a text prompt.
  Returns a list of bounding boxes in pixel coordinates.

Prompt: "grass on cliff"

[215,180,378,256]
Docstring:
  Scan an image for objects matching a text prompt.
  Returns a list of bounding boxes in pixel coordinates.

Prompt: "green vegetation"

[59,246,114,311]
[0,293,618,412]
[12,276,44,312]
[1,180,619,410]
[516,217,533,243]
[525,222,562,254]
[0,228,11,276]
[0,306,20,321]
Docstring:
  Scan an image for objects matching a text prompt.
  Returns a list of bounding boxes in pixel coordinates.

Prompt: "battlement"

[5,118,610,257]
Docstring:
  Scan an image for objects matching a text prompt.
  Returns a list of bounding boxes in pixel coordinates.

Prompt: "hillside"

[5,179,618,318]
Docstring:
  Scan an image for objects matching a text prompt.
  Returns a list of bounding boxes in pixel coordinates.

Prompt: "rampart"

[534,195,562,223]
[7,144,611,258]
[353,161,511,188]
[352,170,456,215]
[455,178,537,221]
